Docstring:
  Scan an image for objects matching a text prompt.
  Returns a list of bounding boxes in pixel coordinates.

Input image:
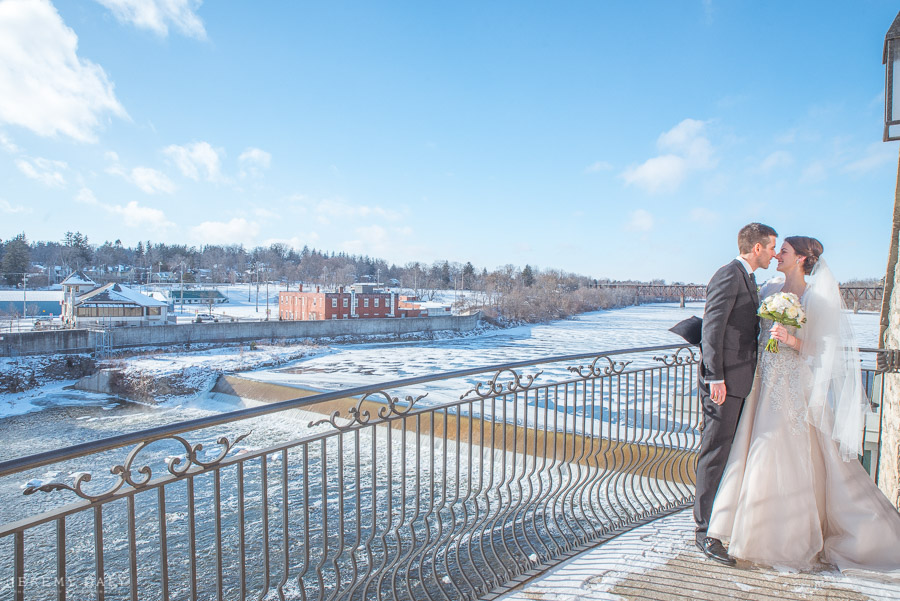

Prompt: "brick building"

[279,283,425,321]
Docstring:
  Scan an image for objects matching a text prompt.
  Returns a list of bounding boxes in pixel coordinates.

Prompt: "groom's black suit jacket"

[699,259,760,399]
[694,258,762,535]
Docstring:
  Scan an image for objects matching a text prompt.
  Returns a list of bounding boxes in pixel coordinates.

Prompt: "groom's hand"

[710,382,727,405]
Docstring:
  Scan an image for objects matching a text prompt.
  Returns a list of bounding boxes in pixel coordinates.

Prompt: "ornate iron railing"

[0,344,892,600]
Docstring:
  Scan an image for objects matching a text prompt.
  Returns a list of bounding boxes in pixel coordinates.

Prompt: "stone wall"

[0,313,481,357]
[880,270,900,509]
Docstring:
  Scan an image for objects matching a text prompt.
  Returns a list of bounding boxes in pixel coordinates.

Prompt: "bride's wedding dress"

[708,275,900,575]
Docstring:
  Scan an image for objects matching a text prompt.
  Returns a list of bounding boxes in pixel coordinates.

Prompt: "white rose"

[786,306,799,319]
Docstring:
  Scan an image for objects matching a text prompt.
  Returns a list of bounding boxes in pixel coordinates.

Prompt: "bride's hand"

[770,323,796,348]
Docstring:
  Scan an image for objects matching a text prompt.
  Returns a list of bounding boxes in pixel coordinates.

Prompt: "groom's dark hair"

[738,223,777,253]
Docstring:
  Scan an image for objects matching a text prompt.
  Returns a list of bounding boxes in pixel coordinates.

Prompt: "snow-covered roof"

[0,291,62,302]
[60,271,95,286]
[77,283,168,307]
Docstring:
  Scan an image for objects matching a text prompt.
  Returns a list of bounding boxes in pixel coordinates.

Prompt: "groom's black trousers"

[693,389,745,539]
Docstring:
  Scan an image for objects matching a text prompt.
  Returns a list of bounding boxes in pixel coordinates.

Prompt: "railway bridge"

[596,283,883,312]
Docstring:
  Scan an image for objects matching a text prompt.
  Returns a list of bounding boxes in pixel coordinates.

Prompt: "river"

[0,302,881,465]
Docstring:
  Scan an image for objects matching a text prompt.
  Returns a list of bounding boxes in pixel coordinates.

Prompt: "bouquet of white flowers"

[758,291,806,353]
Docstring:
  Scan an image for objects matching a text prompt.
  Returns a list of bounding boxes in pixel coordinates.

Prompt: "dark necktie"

[750,271,759,304]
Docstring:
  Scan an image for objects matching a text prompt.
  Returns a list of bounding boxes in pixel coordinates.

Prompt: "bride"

[707,236,900,574]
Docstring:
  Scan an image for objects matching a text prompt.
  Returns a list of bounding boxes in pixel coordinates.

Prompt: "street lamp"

[884,11,900,141]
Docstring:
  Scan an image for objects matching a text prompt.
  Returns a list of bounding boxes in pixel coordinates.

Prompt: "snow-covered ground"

[497,508,900,601]
[0,341,328,418]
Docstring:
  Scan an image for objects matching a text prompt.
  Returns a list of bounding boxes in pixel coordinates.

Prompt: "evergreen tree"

[462,261,475,289]
[2,233,30,286]
[521,264,535,287]
[63,231,92,269]
[441,261,451,288]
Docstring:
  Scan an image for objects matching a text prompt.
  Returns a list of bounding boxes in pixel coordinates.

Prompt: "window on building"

[374,298,380,307]
[332,298,337,308]
[332,314,337,319]
[343,298,349,307]
[364,298,369,308]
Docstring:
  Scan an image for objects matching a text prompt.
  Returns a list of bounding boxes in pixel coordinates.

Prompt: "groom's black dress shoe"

[695,536,736,566]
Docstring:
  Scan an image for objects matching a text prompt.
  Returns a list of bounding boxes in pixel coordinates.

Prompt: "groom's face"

[755,235,777,269]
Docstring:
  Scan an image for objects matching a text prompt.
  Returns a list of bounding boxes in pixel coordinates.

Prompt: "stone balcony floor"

[497,509,900,601]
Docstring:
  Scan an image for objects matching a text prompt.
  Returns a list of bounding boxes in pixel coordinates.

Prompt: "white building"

[61,273,168,327]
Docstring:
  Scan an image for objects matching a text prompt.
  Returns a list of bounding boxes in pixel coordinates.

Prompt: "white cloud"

[343,224,391,255]
[0,198,27,214]
[314,198,400,224]
[621,119,715,193]
[238,147,271,178]
[0,131,20,153]
[0,0,127,142]
[75,187,99,205]
[94,0,206,39]
[164,141,223,182]
[130,166,176,194]
[844,144,895,174]
[191,218,260,245]
[109,164,176,194]
[625,209,654,232]
[759,150,794,172]
[74,187,173,231]
[622,155,687,193]
[110,201,174,229]
[585,160,613,173]
[16,157,68,187]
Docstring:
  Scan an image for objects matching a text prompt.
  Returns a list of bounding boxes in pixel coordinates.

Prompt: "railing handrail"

[0,343,691,478]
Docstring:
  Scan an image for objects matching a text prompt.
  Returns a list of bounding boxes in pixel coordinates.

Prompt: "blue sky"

[0,0,897,283]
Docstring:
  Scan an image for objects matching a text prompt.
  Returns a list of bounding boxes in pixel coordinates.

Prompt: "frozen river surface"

[0,302,880,463]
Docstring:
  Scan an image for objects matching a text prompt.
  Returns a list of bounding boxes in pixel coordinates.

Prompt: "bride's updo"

[784,236,823,275]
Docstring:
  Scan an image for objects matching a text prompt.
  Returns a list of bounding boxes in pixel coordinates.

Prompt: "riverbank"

[0,319,506,412]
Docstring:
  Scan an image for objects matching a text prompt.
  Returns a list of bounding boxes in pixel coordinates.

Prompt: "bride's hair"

[785,235,823,275]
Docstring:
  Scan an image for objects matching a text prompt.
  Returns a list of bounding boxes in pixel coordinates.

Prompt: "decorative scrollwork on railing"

[309,391,428,431]
[653,347,700,367]
[23,432,251,501]
[566,356,632,379]
[459,368,543,400]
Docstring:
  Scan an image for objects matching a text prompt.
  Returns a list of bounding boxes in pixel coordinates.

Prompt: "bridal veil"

[800,259,873,461]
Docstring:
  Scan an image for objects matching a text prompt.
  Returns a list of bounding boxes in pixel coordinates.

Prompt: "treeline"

[0,231,647,323]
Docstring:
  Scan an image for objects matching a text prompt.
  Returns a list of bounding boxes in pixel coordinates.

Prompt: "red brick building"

[279,284,425,321]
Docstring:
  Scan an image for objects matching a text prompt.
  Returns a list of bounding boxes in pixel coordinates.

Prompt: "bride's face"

[776,242,803,274]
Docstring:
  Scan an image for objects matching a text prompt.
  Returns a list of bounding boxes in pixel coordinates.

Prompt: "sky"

[0,0,898,284]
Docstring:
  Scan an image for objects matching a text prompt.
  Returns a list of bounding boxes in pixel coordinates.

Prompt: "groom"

[694,222,777,565]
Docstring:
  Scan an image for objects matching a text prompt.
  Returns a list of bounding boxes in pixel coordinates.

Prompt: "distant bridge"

[596,284,883,312]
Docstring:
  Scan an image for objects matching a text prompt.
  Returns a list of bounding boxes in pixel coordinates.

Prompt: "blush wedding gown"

[707,273,900,576]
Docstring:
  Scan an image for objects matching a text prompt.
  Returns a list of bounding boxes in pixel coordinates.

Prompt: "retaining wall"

[0,313,481,357]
